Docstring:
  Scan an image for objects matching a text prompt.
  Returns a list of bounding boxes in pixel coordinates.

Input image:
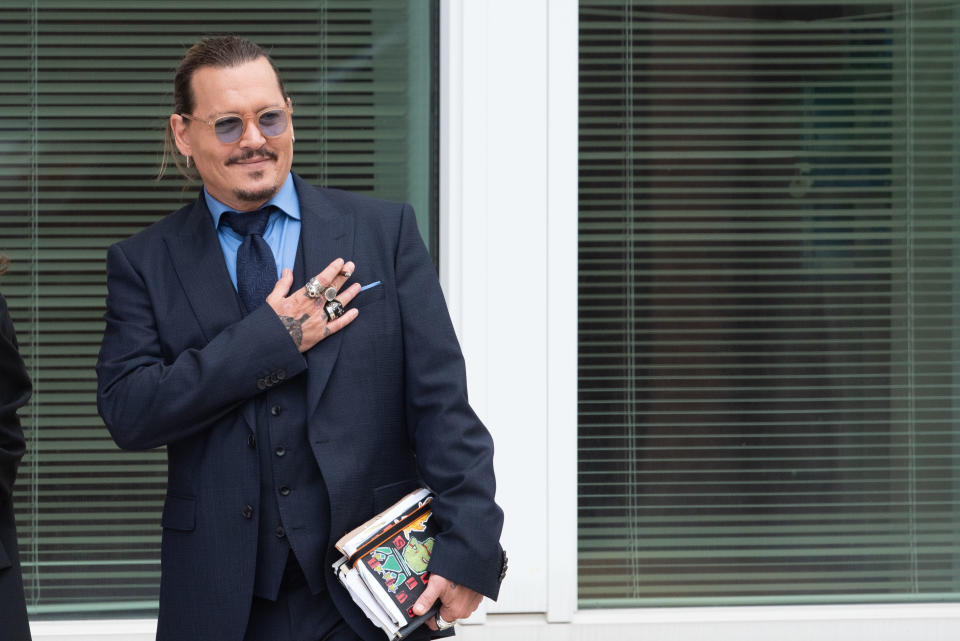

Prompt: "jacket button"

[275,526,286,539]
[270,405,281,417]
[276,369,286,381]
[247,434,256,449]
[256,379,267,390]
[279,486,291,497]
[242,505,254,519]
[275,446,286,457]
[270,372,280,384]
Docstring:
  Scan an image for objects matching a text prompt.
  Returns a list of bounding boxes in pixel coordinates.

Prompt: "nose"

[237,114,266,148]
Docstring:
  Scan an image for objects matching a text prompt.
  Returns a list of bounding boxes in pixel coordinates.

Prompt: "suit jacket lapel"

[296,176,354,419]
[163,196,256,431]
[164,196,243,340]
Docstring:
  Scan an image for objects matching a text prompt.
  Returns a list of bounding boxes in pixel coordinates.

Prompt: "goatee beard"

[234,180,280,203]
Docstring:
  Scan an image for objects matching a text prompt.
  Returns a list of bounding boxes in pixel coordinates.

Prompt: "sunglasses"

[180,105,292,143]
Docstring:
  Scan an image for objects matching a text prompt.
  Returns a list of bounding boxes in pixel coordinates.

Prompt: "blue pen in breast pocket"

[359,281,381,292]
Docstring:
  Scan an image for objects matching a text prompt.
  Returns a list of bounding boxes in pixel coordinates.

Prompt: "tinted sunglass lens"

[258,110,287,137]
[214,117,244,142]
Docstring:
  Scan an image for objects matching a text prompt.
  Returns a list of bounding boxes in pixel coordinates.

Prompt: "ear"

[170,114,192,157]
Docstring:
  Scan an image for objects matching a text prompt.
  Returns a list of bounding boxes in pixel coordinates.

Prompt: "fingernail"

[414,605,424,615]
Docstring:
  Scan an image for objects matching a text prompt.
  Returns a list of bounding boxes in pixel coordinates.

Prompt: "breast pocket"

[350,282,385,310]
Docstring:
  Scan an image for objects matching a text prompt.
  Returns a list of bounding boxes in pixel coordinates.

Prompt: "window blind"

[579,1,960,607]
[0,0,436,618]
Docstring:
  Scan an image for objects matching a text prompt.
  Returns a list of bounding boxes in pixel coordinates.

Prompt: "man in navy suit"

[96,36,505,641]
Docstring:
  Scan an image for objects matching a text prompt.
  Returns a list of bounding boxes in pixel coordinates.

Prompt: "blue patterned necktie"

[221,206,278,315]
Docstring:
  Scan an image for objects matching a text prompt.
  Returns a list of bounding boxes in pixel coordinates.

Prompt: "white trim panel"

[32,619,155,641]
[441,0,551,615]
[459,606,960,641]
[545,0,579,624]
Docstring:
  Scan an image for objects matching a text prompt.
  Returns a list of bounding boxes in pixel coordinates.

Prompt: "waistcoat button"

[279,486,291,496]
[242,505,254,519]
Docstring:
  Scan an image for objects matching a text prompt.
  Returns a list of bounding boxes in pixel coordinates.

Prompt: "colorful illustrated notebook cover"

[350,496,439,620]
[334,489,441,638]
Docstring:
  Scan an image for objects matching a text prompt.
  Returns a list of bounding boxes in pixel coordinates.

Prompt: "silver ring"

[435,613,455,630]
[306,278,338,302]
[324,299,345,321]
[305,277,324,299]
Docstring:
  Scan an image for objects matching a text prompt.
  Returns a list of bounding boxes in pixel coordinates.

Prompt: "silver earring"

[185,156,191,168]
[291,136,296,143]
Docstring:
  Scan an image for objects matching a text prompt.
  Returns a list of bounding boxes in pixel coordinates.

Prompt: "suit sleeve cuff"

[426,542,507,601]
[242,303,308,393]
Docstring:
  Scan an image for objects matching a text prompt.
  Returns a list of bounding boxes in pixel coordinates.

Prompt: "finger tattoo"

[322,326,331,338]
[280,314,310,347]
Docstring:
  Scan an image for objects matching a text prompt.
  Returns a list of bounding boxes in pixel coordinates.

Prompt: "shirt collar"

[206,172,301,229]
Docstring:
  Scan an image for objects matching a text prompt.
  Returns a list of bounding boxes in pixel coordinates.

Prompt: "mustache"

[226,149,278,165]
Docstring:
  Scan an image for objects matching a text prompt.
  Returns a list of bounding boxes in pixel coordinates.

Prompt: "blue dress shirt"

[206,173,302,290]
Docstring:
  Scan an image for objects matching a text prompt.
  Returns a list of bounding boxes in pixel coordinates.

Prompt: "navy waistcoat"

[252,242,331,600]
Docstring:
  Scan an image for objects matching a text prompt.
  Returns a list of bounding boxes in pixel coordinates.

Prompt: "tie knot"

[221,206,277,237]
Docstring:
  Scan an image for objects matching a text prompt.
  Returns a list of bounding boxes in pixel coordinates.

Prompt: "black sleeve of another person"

[0,293,30,500]
[0,292,33,641]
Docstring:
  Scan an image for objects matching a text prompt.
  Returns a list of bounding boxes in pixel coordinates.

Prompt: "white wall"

[439,0,578,620]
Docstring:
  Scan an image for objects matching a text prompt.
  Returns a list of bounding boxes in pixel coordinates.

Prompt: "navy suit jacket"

[96,175,504,641]
[0,292,32,641]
